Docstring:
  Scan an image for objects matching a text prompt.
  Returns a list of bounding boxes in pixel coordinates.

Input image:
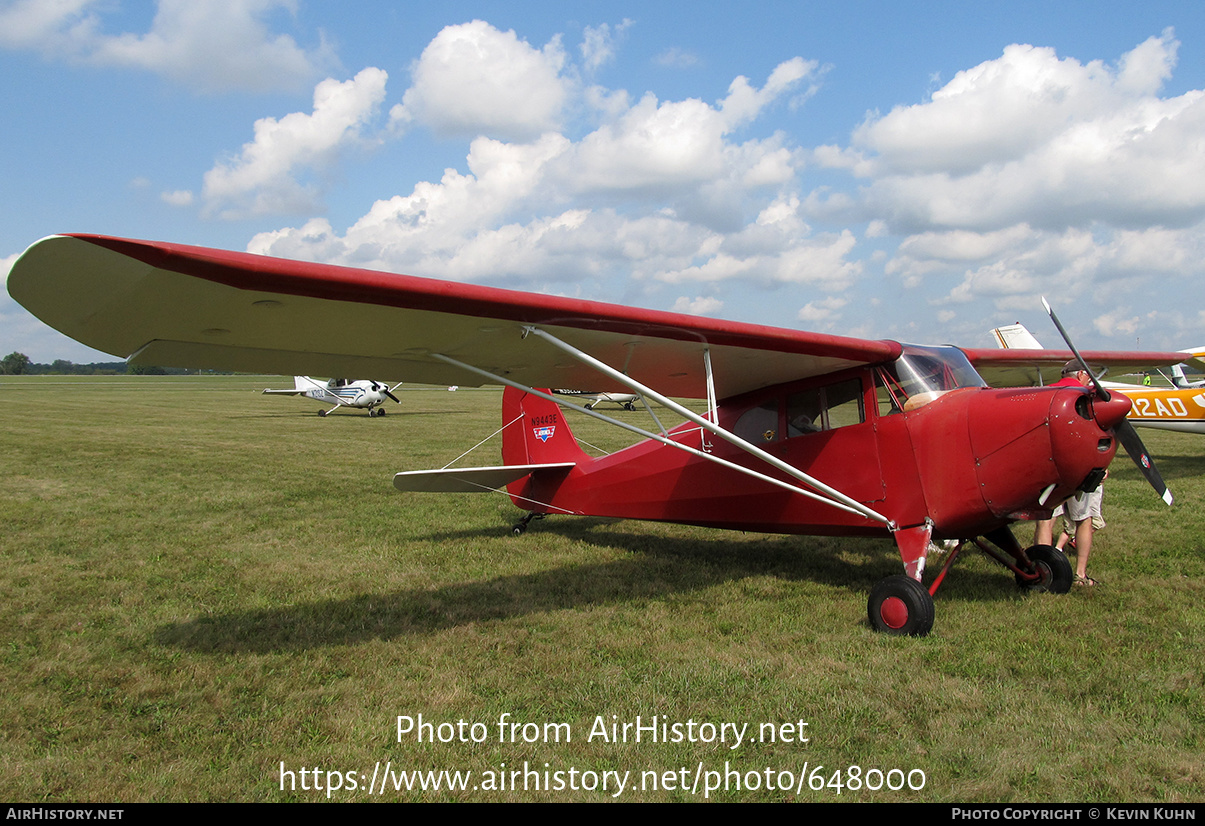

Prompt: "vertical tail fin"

[990,323,1043,349]
[502,387,589,467]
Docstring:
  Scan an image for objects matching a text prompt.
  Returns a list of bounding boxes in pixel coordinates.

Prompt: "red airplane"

[7,234,1182,635]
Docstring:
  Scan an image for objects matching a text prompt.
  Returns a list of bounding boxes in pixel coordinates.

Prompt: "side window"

[786,378,864,436]
[734,400,779,443]
[825,379,864,428]
[786,388,823,436]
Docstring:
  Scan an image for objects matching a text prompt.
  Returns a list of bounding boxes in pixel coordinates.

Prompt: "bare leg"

[1073,519,1094,581]
[1034,519,1054,546]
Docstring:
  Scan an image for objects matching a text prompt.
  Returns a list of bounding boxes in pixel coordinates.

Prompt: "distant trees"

[1,352,31,375]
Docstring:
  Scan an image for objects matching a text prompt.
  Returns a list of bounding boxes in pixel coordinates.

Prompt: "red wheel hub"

[879,596,909,629]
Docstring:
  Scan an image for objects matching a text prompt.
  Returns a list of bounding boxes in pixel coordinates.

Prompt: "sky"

[2,1,1204,364]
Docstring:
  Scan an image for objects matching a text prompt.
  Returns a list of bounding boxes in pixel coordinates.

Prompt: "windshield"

[877,344,985,413]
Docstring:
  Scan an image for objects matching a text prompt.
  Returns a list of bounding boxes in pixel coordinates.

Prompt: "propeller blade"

[385,390,401,403]
[1114,418,1174,505]
[1042,297,1173,506]
[1041,297,1110,400]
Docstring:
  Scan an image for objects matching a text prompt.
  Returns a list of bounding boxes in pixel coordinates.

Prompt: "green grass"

[1,375,1202,801]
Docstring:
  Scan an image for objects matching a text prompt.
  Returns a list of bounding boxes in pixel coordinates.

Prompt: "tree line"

[1,352,197,375]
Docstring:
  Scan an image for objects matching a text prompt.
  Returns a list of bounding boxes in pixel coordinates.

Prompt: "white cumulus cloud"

[0,0,334,92]
[391,20,568,141]
[202,67,388,219]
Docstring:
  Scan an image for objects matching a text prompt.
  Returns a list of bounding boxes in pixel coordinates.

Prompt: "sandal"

[1073,575,1099,587]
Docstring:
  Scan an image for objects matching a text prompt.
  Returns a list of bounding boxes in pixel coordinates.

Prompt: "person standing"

[1033,362,1104,584]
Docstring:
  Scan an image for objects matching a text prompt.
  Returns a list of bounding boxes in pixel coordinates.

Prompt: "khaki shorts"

[1053,488,1105,531]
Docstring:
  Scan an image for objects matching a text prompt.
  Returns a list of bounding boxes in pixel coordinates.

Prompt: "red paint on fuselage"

[503,373,1128,542]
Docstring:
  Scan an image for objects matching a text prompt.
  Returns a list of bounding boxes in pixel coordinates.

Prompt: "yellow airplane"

[991,323,1205,434]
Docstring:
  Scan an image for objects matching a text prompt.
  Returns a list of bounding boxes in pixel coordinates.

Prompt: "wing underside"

[963,348,1186,387]
[9,234,902,399]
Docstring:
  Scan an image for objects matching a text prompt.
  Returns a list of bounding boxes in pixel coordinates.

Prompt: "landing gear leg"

[1015,545,1073,593]
[971,528,1073,594]
[869,520,937,635]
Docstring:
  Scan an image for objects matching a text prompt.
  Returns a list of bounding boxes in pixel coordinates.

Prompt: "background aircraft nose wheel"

[1015,544,1073,593]
[868,575,935,636]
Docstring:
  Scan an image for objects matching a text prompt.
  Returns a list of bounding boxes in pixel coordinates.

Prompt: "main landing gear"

[1013,544,1073,592]
[868,526,1073,636]
[868,575,935,636]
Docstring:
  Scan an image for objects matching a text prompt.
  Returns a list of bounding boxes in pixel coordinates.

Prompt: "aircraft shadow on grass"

[152,521,1022,654]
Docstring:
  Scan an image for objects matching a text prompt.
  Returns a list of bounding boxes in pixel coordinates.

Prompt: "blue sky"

[3,1,1204,363]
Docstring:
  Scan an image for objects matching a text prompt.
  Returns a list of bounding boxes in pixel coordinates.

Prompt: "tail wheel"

[868,575,935,636]
[1015,544,1073,594]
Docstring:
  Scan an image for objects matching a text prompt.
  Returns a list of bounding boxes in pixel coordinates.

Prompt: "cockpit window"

[787,379,863,435]
[734,377,866,444]
[877,344,985,414]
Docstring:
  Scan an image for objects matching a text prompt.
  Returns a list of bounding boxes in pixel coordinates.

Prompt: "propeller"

[1042,298,1173,505]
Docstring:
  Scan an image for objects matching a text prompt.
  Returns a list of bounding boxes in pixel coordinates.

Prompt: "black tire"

[377,408,386,417]
[624,402,636,411]
[511,524,526,536]
[318,409,327,417]
[868,575,935,636]
[1015,544,1073,594]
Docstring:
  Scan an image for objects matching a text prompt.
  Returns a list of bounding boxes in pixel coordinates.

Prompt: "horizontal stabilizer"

[393,463,576,493]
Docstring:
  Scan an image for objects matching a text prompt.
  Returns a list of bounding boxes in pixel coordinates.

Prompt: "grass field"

[1,375,1202,802]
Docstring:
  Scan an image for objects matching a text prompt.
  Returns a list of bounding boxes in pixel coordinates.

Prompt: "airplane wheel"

[511,523,526,536]
[377,408,386,416]
[868,575,934,636]
[1015,544,1073,594]
[369,409,377,417]
[318,409,327,417]
[624,402,636,411]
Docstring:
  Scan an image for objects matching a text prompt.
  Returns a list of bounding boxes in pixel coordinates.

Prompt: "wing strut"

[431,352,882,522]
[523,326,892,526]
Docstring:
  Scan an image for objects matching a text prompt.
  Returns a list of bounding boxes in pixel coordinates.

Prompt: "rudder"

[502,387,589,467]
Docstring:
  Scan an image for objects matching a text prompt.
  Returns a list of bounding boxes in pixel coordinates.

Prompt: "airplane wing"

[969,323,1186,386]
[961,348,1186,387]
[8,234,903,399]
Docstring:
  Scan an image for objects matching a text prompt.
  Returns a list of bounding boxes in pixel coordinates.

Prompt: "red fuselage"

[507,367,1130,541]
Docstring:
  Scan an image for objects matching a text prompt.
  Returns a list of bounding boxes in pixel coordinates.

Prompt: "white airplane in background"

[1170,363,1205,389]
[553,389,641,410]
[263,376,402,417]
